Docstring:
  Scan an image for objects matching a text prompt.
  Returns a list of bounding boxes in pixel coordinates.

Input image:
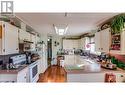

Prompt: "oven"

[29,61,39,82]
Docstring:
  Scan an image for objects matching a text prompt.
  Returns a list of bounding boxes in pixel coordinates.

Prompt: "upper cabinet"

[19,29,31,42]
[63,39,80,49]
[0,21,19,55]
[18,29,25,42]
[73,40,80,49]
[95,28,111,53]
[80,37,86,49]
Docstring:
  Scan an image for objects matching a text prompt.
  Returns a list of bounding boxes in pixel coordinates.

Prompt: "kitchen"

[0,13,125,82]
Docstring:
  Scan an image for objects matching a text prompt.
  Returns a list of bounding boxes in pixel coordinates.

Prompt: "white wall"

[39,33,63,65]
[52,36,62,59]
[39,33,48,66]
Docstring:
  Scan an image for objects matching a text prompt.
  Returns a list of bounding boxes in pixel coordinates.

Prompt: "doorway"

[47,36,52,66]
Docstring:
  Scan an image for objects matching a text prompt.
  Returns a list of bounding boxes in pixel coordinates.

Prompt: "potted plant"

[111,14,125,34]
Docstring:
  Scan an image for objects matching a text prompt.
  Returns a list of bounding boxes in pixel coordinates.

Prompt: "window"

[85,37,95,53]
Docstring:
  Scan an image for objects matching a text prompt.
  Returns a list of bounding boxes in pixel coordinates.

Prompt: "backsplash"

[0,54,19,64]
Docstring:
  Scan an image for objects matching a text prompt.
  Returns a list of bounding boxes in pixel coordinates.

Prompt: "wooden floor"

[38,65,67,82]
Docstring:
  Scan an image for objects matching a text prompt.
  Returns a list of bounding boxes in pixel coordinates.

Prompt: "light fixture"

[54,24,68,35]
[47,38,50,41]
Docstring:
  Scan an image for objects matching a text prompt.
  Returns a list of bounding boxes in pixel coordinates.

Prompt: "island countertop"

[64,59,125,74]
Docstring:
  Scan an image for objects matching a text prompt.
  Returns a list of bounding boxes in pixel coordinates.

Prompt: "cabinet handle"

[16,48,18,50]
[24,76,27,79]
[101,48,103,50]
[3,49,5,52]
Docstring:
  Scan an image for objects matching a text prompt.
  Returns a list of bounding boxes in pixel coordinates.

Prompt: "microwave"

[19,43,31,52]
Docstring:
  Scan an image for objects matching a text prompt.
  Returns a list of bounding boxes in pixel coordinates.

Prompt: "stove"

[9,54,27,69]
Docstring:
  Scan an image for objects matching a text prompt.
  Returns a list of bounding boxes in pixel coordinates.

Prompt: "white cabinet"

[73,40,79,49]
[95,32,101,51]
[17,67,29,82]
[80,38,86,49]
[63,40,73,49]
[0,67,29,83]
[95,28,111,53]
[36,35,40,43]
[19,29,31,42]
[64,55,75,65]
[63,39,80,49]
[38,57,48,74]
[26,32,31,41]
[37,59,42,74]
[30,34,36,51]
[0,21,19,55]
[19,29,25,41]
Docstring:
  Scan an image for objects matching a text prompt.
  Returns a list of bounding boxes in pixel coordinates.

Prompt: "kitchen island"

[64,57,125,82]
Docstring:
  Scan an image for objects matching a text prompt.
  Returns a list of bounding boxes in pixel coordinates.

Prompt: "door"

[47,37,52,66]
[4,22,19,55]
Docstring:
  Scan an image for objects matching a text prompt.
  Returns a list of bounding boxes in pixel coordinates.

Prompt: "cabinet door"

[4,22,19,55]
[63,40,72,49]
[95,32,101,51]
[101,28,111,52]
[73,40,79,49]
[37,59,42,74]
[64,55,75,65]
[25,31,31,41]
[80,38,86,49]
[74,55,80,64]
[63,40,67,49]
[36,36,40,43]
[17,67,29,82]
[19,29,25,41]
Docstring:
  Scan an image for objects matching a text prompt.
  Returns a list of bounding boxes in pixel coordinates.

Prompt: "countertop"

[0,65,28,74]
[64,60,125,74]
[0,58,41,74]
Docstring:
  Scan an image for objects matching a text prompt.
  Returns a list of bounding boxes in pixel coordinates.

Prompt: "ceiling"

[15,13,118,36]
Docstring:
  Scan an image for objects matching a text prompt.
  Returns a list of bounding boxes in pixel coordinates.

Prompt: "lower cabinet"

[0,67,29,83]
[64,55,75,65]
[64,55,82,65]
[38,58,47,74]
[67,72,125,82]
[38,59,42,74]
[17,67,29,82]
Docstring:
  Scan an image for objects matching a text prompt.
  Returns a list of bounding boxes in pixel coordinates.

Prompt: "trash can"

[60,60,64,67]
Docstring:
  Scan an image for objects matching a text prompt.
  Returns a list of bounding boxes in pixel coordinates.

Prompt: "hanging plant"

[111,14,125,34]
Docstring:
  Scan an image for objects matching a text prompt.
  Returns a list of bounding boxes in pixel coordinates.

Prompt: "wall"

[39,33,48,66]
[0,53,20,64]
[39,33,63,65]
[52,36,62,59]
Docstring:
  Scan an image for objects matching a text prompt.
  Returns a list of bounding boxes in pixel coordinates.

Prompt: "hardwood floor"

[38,65,67,82]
